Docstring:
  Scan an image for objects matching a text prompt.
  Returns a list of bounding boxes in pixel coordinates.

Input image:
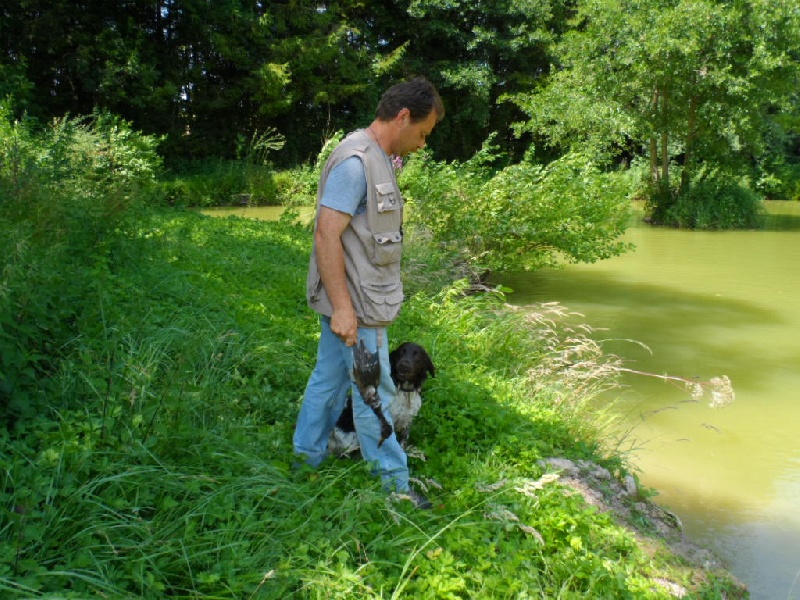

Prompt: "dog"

[329,341,435,456]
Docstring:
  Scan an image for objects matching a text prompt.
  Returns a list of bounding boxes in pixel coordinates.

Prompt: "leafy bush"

[755,160,800,201]
[161,159,251,207]
[162,128,291,207]
[0,105,163,425]
[654,168,765,229]
[401,145,634,274]
[273,165,318,206]
[1,107,162,240]
[162,158,291,207]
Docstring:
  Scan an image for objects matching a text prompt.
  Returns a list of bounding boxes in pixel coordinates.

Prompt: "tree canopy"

[1,0,798,205]
[506,0,800,205]
[0,0,561,165]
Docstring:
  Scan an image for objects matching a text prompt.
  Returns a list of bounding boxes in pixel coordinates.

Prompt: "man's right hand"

[330,308,358,346]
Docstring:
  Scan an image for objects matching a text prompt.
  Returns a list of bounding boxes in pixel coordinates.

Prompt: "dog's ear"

[424,350,436,378]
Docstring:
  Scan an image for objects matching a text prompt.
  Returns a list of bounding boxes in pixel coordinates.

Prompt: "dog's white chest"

[390,390,422,433]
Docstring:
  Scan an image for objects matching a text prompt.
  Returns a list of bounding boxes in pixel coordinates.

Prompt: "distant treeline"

[1,0,557,165]
[1,0,798,200]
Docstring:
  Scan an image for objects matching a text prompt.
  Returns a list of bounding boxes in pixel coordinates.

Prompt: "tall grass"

[0,109,746,598]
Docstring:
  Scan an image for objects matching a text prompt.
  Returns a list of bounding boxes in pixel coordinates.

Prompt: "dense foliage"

[0,106,163,424]
[2,0,798,212]
[0,0,562,165]
[0,111,746,598]
[400,143,634,273]
[506,0,800,209]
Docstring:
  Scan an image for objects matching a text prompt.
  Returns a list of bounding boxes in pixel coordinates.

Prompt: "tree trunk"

[681,95,699,192]
[650,88,660,185]
[661,88,669,189]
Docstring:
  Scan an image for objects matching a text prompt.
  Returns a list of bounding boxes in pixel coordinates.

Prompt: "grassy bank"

[1,111,745,597]
[1,204,746,598]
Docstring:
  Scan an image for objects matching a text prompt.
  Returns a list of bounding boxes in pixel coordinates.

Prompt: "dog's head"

[389,342,435,391]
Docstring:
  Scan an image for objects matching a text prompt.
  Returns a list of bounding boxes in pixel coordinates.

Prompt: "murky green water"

[498,201,800,600]
[200,205,314,222]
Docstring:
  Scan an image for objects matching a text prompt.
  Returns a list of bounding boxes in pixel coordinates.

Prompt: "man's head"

[374,77,444,157]
[376,77,445,124]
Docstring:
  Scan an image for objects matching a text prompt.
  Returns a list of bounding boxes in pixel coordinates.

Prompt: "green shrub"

[656,168,765,229]
[757,161,800,201]
[161,159,248,207]
[161,158,290,207]
[273,165,318,206]
[0,106,163,425]
[0,107,162,241]
[401,145,633,274]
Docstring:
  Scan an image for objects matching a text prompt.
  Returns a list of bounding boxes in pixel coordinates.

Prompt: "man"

[293,77,444,508]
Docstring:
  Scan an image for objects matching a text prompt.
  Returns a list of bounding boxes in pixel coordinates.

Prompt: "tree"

[392,0,567,161]
[0,1,293,158]
[507,0,800,214]
[261,0,405,164]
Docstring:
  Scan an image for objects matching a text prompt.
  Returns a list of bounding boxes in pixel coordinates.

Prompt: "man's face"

[394,109,438,157]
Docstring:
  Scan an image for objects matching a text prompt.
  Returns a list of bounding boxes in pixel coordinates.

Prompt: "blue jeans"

[293,316,409,492]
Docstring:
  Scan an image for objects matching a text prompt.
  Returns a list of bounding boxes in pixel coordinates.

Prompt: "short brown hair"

[376,77,445,123]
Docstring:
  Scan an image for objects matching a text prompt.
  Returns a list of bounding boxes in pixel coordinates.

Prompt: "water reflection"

[199,205,314,223]
[761,208,800,231]
[498,201,800,600]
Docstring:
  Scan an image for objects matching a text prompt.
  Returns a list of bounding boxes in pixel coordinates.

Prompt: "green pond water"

[498,201,800,600]
[204,201,800,598]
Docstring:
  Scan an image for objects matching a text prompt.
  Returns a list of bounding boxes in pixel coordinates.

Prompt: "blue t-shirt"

[320,156,367,216]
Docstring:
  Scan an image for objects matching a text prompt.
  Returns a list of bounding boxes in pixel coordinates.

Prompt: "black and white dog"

[329,342,435,455]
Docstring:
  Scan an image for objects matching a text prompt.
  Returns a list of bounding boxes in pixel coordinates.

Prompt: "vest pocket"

[359,281,404,325]
[372,231,402,266]
[375,182,401,212]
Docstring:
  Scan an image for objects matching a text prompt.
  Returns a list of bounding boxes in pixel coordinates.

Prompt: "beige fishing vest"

[306,129,404,327]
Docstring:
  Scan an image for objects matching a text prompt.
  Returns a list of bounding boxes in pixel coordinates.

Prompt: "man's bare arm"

[315,206,358,346]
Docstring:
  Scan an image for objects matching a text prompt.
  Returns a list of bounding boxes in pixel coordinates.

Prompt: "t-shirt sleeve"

[319,155,368,216]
